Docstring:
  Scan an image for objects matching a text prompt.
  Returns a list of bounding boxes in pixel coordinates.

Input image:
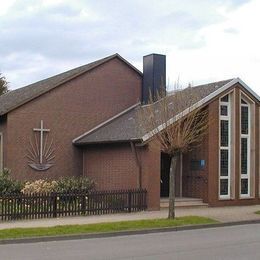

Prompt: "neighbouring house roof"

[0,54,142,116]
[73,78,239,145]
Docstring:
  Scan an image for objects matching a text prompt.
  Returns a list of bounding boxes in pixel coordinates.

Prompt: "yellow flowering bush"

[21,179,58,194]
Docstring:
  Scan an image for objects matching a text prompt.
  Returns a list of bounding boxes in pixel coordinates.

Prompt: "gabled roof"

[74,78,239,145]
[0,54,142,116]
[142,78,259,142]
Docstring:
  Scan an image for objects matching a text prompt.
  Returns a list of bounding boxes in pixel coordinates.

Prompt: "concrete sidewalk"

[0,205,260,230]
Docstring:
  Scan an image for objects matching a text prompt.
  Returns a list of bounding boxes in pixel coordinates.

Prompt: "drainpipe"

[130,141,142,188]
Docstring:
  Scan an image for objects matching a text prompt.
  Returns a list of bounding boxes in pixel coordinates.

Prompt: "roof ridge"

[72,103,140,143]
[0,53,142,116]
[167,78,234,97]
[7,53,118,94]
[192,78,234,88]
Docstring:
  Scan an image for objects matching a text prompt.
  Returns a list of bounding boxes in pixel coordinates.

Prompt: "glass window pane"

[221,120,229,147]
[221,95,229,102]
[241,179,248,195]
[220,105,228,116]
[220,179,228,195]
[241,138,248,175]
[241,106,249,134]
[220,150,229,176]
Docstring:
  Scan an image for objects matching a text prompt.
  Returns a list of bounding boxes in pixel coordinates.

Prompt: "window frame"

[240,99,251,198]
[219,94,231,199]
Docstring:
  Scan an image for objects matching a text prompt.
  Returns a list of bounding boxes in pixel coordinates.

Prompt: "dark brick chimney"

[142,54,166,104]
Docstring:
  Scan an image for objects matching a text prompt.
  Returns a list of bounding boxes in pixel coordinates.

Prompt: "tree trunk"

[168,153,179,219]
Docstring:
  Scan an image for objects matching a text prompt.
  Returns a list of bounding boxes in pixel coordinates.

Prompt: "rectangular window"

[221,120,229,147]
[241,106,249,134]
[220,105,228,116]
[241,138,248,175]
[220,150,229,176]
[219,94,231,199]
[241,179,248,195]
[240,98,250,197]
[220,179,229,195]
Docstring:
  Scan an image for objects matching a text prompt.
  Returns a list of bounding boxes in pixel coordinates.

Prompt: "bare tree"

[138,85,209,219]
[0,73,9,95]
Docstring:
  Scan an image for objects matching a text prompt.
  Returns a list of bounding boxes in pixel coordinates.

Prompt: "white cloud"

[0,0,258,93]
[0,0,16,16]
[165,0,260,92]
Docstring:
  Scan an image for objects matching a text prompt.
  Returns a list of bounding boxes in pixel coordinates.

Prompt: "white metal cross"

[33,120,50,164]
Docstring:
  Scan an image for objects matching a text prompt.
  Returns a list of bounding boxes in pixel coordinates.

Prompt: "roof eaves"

[74,138,142,146]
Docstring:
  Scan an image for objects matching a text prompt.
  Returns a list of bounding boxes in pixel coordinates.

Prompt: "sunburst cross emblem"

[27,120,55,171]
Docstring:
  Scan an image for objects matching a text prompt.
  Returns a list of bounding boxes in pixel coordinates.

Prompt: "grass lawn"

[255,211,260,215]
[0,216,217,240]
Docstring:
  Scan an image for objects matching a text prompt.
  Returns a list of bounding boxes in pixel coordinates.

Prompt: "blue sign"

[200,160,205,167]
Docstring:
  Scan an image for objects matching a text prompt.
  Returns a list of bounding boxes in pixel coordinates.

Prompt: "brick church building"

[0,53,260,209]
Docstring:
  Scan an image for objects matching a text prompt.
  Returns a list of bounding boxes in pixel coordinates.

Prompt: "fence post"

[81,193,86,215]
[53,194,57,218]
[128,191,132,213]
[144,189,147,210]
[1,197,4,221]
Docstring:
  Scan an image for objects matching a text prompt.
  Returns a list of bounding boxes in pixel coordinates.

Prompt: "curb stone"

[1,219,260,245]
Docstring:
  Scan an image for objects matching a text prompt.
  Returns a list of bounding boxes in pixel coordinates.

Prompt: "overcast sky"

[0,0,259,92]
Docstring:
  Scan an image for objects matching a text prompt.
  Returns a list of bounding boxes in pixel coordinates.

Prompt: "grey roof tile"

[0,53,141,116]
[74,79,234,145]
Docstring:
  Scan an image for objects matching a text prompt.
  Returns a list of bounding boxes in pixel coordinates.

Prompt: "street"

[1,224,260,260]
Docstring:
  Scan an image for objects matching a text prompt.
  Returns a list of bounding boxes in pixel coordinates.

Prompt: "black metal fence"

[0,189,147,221]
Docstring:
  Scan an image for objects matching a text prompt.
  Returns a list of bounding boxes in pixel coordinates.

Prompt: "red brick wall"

[207,97,220,205]
[83,143,139,190]
[4,57,142,181]
[182,130,209,202]
[0,116,7,171]
[139,142,161,210]
[83,141,161,210]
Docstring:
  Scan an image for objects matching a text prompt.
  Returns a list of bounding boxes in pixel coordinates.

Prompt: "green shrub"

[0,172,95,196]
[56,176,95,193]
[0,169,23,195]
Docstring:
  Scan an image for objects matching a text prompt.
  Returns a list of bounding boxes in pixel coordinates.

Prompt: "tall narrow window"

[240,99,250,197]
[219,94,231,199]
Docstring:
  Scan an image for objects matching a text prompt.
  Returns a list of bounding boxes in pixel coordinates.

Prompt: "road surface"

[1,224,260,259]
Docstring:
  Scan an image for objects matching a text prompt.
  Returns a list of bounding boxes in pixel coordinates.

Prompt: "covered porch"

[160,152,208,207]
